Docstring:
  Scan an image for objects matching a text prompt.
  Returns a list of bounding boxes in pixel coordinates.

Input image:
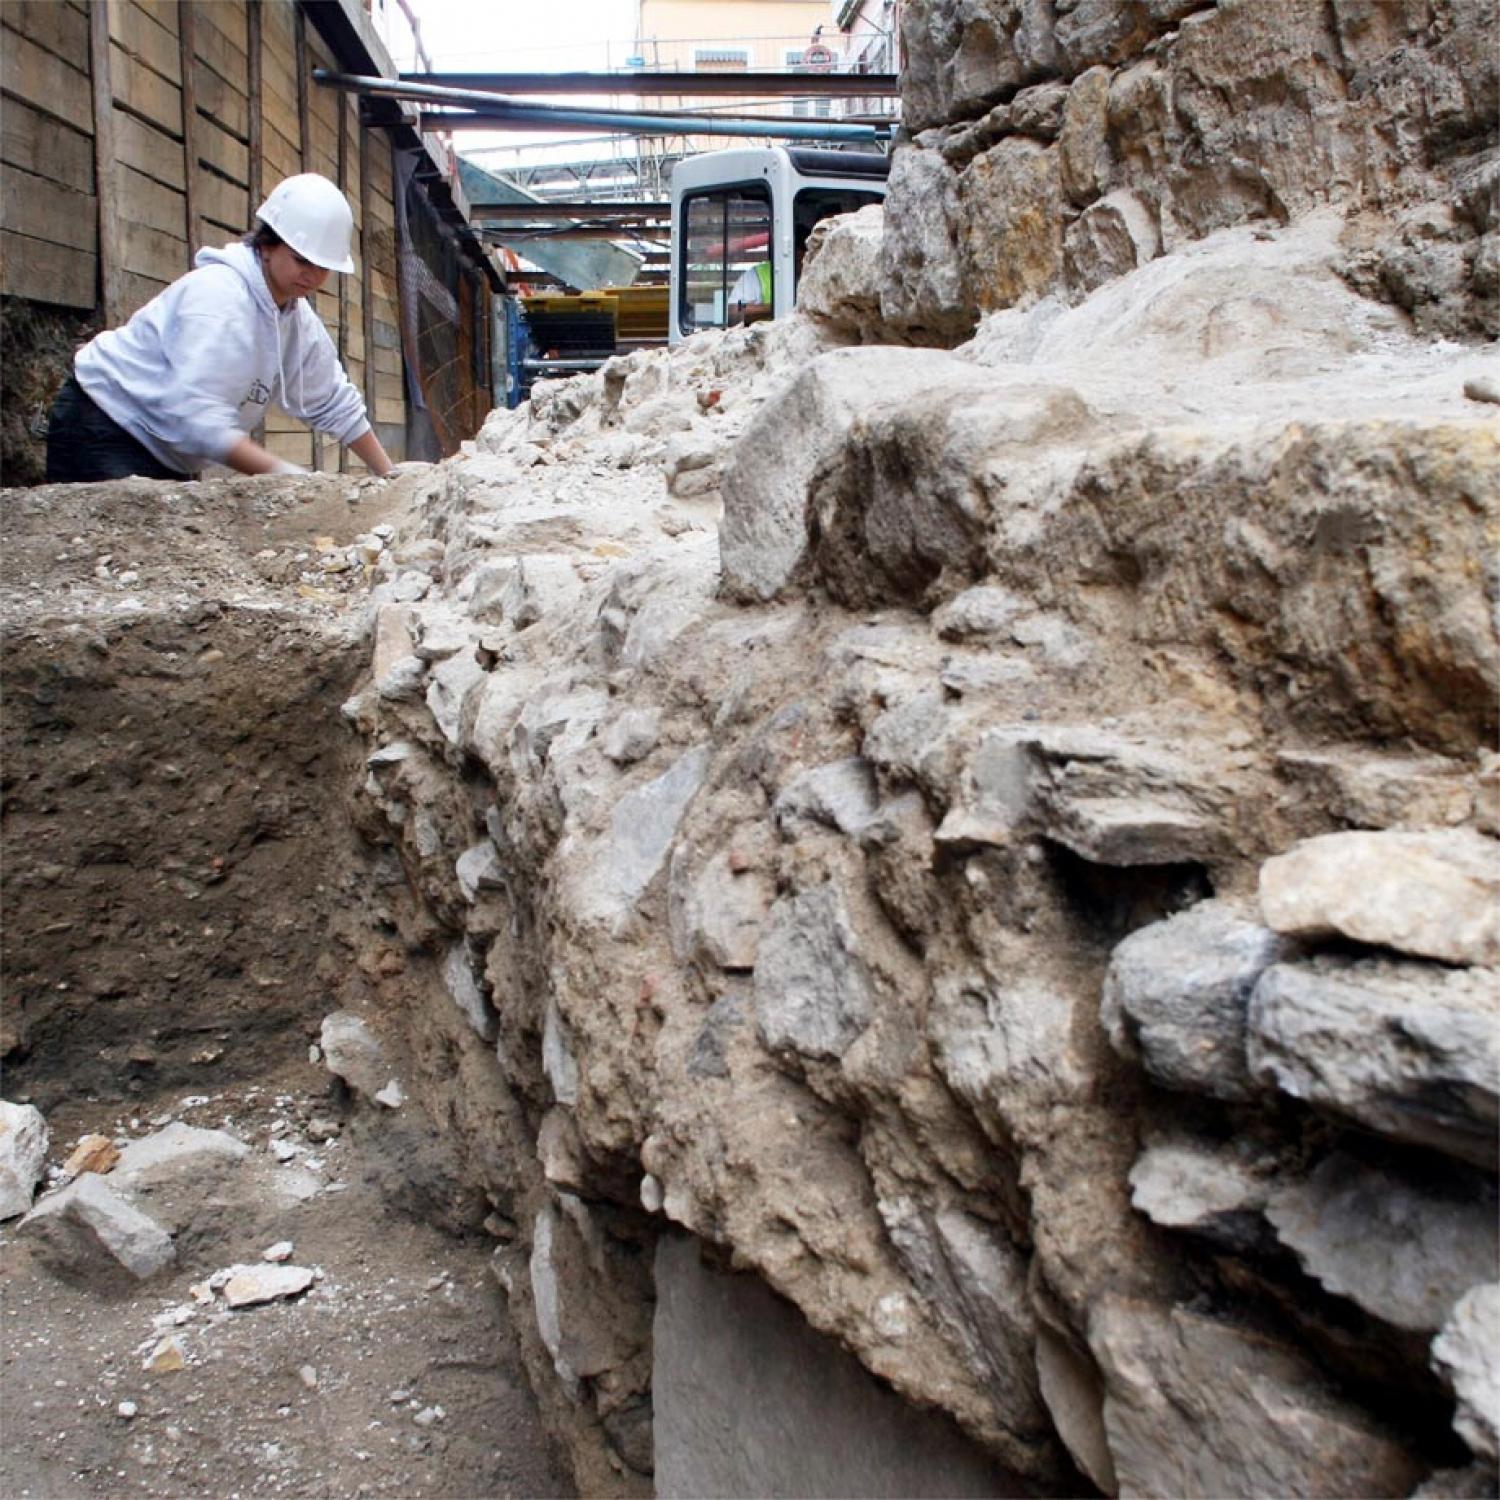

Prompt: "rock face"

[325,7,1498,1493]
[886,0,1499,341]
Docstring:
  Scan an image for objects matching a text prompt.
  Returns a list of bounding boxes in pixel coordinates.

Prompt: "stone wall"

[321,4,1499,1493]
[880,0,1499,342]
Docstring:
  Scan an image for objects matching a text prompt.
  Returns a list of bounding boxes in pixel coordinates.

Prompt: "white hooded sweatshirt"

[74,240,371,475]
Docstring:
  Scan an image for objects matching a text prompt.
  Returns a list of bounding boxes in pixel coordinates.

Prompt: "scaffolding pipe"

[312,71,890,142]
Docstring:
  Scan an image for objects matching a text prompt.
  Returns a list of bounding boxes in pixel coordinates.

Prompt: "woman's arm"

[348,426,394,477]
[223,434,304,474]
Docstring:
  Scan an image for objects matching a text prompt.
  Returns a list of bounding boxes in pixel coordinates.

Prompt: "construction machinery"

[501,145,890,403]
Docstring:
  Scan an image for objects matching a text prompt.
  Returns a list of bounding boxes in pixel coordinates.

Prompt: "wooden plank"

[120,162,185,243]
[293,4,309,170]
[1,24,92,125]
[195,167,246,229]
[178,0,198,260]
[192,51,248,138]
[1,226,97,307]
[110,40,182,136]
[197,118,247,184]
[0,164,95,252]
[110,0,181,85]
[359,119,376,416]
[373,395,403,424]
[1,97,94,193]
[193,8,245,82]
[120,216,187,283]
[2,0,90,63]
[263,124,299,184]
[129,0,179,33]
[114,106,187,188]
[261,77,300,147]
[195,0,244,54]
[119,266,170,316]
[245,0,260,209]
[91,1,124,322]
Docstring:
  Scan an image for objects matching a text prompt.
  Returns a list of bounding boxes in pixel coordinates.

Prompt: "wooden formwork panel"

[1,166,96,254]
[110,0,181,85]
[109,40,182,135]
[196,169,248,234]
[2,97,94,194]
[1,227,96,306]
[1,24,93,125]
[197,116,249,186]
[114,107,187,189]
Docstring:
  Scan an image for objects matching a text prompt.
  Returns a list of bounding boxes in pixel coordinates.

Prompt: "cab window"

[681,187,773,336]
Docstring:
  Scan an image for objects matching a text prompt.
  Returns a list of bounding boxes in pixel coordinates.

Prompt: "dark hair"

[244,221,283,252]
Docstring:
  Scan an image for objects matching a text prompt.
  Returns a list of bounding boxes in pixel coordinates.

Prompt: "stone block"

[0,1100,48,1220]
[1432,1284,1500,1465]
[1265,1153,1497,1335]
[1103,901,1295,1100]
[652,1233,1018,1498]
[1247,955,1500,1168]
[1259,830,1500,967]
[19,1174,175,1282]
[754,884,876,1062]
[1089,1295,1424,1498]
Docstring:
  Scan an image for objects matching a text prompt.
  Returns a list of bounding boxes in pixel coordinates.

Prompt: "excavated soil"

[0,472,573,1499]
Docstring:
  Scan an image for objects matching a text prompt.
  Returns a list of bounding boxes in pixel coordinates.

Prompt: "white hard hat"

[255,173,355,273]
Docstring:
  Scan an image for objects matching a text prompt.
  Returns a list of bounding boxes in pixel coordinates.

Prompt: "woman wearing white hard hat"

[46,173,394,481]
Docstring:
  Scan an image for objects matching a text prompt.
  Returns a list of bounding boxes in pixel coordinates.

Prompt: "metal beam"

[470,201,669,219]
[314,71,891,141]
[398,70,900,98]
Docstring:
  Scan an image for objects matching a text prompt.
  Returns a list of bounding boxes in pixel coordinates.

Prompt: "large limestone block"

[19,1174,176,1282]
[652,1234,1019,1499]
[1089,1295,1425,1498]
[879,146,973,342]
[1432,1284,1500,1464]
[719,346,967,603]
[797,204,887,338]
[1265,1153,1498,1335]
[754,884,876,1061]
[1247,955,1500,1168]
[1258,830,1500,967]
[811,372,1090,610]
[900,0,1062,133]
[1102,901,1296,1101]
[957,138,1066,315]
[0,1100,48,1220]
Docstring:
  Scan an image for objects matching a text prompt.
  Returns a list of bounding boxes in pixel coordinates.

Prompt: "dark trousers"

[45,376,193,483]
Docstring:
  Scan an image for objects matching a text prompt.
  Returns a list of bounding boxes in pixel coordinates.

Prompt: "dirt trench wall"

[0,475,399,1102]
[881,0,1499,343]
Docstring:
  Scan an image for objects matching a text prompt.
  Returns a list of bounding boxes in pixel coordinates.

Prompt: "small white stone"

[117,1401,138,1419]
[308,1044,322,1065]
[262,1241,295,1263]
[414,1405,443,1427]
[374,1079,405,1109]
[298,1365,318,1390]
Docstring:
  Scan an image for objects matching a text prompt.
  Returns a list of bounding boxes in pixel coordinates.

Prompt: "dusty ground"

[1,470,575,1499]
[0,1060,573,1500]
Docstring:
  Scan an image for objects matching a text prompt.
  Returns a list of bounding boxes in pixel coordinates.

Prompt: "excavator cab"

[669,146,889,344]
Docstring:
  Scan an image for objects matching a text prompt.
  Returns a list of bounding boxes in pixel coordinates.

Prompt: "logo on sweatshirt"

[244,379,271,407]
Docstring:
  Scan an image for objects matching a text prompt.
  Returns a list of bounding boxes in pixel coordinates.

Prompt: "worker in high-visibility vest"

[729,258,773,326]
